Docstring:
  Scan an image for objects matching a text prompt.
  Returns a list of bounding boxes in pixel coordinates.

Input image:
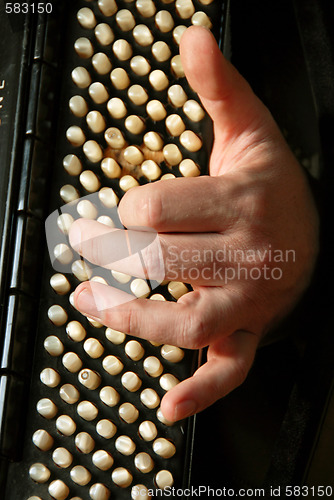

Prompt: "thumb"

[180,26,273,141]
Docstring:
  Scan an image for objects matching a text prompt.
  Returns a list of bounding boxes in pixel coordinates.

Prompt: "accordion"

[0,1,228,499]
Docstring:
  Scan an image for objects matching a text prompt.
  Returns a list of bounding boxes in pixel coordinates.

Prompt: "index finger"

[118,175,242,233]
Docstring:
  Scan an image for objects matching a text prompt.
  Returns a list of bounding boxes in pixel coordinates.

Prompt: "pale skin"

[69,26,319,422]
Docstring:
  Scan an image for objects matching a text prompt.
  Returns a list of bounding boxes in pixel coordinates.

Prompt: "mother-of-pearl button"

[143,356,163,377]
[155,470,174,489]
[156,407,174,426]
[69,95,89,117]
[95,23,114,45]
[71,67,91,88]
[121,371,142,392]
[138,420,157,441]
[48,479,70,500]
[32,429,54,451]
[92,52,112,74]
[112,467,133,488]
[48,305,68,326]
[163,144,182,166]
[136,0,156,17]
[113,39,133,61]
[89,483,111,500]
[155,10,174,32]
[83,338,104,358]
[50,243,73,270]
[37,398,58,419]
[128,84,148,105]
[98,0,117,17]
[166,114,185,136]
[75,432,95,454]
[100,386,120,407]
[77,199,98,219]
[102,355,123,375]
[125,340,144,361]
[173,25,187,45]
[44,336,64,356]
[104,127,126,149]
[86,110,106,133]
[123,147,144,167]
[175,0,195,19]
[168,85,187,107]
[77,7,96,29]
[57,213,74,235]
[146,100,167,121]
[72,261,92,282]
[192,10,212,29]
[70,465,92,486]
[132,24,154,46]
[179,158,200,177]
[77,401,98,421]
[52,447,73,468]
[183,99,205,121]
[149,70,169,91]
[40,368,61,388]
[92,450,114,471]
[62,352,83,373]
[56,415,76,437]
[63,153,83,176]
[141,160,161,181]
[119,402,139,423]
[140,388,160,409]
[134,452,154,473]
[152,41,171,62]
[161,344,185,363]
[153,438,176,458]
[106,99,127,124]
[168,281,189,299]
[59,185,79,204]
[180,130,203,152]
[116,9,136,30]
[115,436,136,455]
[125,115,146,134]
[74,37,94,58]
[78,369,101,390]
[89,82,109,104]
[110,67,130,89]
[96,419,117,439]
[130,55,151,76]
[105,327,126,344]
[66,320,86,341]
[101,158,122,179]
[159,373,180,391]
[83,139,104,162]
[80,170,101,192]
[131,485,150,500]
[29,463,50,483]
[143,131,164,151]
[59,384,80,404]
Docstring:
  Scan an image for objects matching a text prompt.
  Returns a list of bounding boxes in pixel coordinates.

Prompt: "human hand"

[69,26,319,422]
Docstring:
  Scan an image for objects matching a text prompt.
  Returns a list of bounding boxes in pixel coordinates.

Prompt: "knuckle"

[136,189,163,229]
[187,310,209,348]
[142,236,165,280]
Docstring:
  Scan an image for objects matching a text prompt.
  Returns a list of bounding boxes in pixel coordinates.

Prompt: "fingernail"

[69,221,82,252]
[75,287,98,317]
[173,400,197,421]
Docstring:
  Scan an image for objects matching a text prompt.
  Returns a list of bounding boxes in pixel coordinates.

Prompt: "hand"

[69,26,319,422]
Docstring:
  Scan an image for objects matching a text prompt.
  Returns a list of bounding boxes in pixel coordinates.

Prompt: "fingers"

[118,175,240,233]
[70,218,247,285]
[69,219,165,281]
[180,26,269,138]
[73,281,245,348]
[160,330,259,421]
